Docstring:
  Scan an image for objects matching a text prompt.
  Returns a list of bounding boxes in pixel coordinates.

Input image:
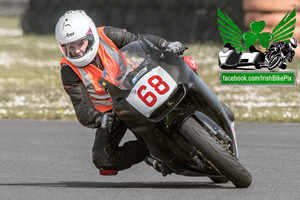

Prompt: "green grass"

[0,17,20,29]
[0,17,74,120]
[0,17,299,122]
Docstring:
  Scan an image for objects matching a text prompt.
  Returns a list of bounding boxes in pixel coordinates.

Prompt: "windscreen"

[108,41,152,90]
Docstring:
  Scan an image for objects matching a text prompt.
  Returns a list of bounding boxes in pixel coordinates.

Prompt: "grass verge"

[0,17,299,122]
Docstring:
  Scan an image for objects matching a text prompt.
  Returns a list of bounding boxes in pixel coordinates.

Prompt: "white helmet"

[55,10,99,67]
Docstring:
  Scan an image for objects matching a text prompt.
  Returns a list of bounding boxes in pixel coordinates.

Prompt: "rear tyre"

[179,117,252,188]
[209,176,229,184]
[254,63,261,69]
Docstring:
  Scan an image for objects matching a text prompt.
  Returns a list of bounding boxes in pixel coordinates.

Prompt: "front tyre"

[268,54,282,70]
[179,117,252,188]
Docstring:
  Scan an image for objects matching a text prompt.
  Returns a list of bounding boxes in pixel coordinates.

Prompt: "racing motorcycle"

[263,50,286,70]
[262,44,294,70]
[99,38,252,188]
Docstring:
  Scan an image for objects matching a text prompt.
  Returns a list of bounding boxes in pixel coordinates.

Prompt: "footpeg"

[145,156,171,176]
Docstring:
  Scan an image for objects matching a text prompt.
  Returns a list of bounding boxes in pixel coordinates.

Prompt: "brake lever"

[174,44,189,56]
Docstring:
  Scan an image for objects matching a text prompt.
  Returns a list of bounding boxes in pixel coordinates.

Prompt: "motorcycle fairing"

[99,38,239,174]
[126,66,178,117]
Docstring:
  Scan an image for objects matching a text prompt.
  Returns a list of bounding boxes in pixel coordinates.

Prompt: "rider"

[263,38,297,70]
[55,10,188,175]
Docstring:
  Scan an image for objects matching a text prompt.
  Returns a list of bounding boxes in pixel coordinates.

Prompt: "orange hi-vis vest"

[60,26,122,113]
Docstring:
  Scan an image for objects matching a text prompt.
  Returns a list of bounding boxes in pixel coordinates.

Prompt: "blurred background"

[20,0,244,42]
[0,0,299,122]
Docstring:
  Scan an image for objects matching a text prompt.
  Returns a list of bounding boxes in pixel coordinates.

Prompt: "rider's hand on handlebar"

[166,41,188,55]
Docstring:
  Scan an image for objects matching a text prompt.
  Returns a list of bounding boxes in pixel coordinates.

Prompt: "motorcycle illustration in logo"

[217,8,297,70]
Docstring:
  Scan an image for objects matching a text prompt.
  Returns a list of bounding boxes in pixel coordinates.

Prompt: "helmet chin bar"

[67,40,98,67]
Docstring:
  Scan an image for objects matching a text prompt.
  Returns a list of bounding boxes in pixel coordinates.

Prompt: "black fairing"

[99,38,236,174]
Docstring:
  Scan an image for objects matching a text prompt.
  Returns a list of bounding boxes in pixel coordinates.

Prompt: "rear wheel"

[179,117,252,188]
[209,176,229,184]
[254,63,261,69]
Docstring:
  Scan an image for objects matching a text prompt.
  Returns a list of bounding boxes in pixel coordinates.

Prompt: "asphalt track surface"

[0,120,300,200]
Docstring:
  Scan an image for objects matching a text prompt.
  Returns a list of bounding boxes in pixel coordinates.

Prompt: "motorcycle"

[264,50,285,70]
[218,45,263,69]
[263,46,291,70]
[99,38,252,188]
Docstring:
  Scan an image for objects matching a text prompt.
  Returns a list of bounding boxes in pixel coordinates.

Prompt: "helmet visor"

[59,27,96,59]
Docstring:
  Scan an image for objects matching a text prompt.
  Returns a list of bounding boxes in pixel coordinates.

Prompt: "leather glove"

[100,112,113,129]
[166,41,188,55]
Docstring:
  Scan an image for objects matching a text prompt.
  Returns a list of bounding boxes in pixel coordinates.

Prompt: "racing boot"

[94,140,149,175]
[93,151,119,176]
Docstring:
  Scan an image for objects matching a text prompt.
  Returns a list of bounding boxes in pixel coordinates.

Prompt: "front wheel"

[268,54,282,70]
[179,117,252,188]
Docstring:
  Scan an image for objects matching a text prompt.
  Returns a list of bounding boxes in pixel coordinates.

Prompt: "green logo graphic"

[217,8,296,51]
[243,21,272,49]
